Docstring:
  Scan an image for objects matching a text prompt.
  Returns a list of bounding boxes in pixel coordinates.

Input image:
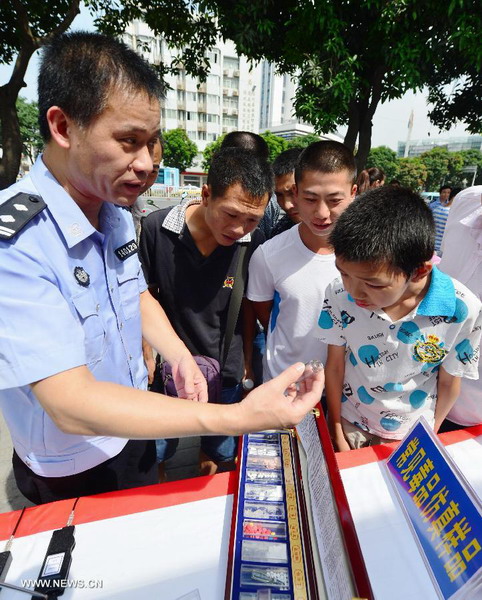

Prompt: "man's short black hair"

[208,147,273,203]
[38,31,164,141]
[294,141,356,184]
[439,184,452,194]
[330,186,435,278]
[221,131,269,160]
[272,148,303,178]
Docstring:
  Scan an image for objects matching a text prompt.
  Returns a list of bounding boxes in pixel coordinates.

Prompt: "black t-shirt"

[139,207,264,386]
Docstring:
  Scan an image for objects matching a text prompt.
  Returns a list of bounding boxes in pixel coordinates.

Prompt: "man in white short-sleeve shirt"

[247,141,357,380]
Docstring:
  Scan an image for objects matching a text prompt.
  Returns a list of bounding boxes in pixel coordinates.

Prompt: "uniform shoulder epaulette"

[0,192,46,240]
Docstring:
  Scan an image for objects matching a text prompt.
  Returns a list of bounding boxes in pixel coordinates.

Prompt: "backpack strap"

[221,243,249,368]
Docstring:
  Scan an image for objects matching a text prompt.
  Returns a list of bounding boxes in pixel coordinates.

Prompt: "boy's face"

[335,257,418,311]
[294,169,356,239]
[275,172,300,223]
[202,182,268,246]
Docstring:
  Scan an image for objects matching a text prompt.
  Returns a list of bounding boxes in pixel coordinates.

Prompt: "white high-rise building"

[123,22,262,156]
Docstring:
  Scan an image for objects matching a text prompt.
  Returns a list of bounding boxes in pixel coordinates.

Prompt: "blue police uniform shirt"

[0,157,148,477]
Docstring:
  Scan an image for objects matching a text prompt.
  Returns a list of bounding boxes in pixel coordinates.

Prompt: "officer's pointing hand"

[235,363,324,432]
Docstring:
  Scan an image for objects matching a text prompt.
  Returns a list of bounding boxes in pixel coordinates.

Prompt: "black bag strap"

[221,243,249,368]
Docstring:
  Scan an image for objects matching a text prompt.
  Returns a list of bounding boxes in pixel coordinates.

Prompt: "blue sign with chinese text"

[386,418,482,599]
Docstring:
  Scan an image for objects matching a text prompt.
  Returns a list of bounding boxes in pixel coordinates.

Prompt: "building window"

[223,56,239,69]
[207,94,220,105]
[208,74,220,86]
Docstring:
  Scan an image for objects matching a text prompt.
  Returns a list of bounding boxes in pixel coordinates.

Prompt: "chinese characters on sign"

[387,419,482,599]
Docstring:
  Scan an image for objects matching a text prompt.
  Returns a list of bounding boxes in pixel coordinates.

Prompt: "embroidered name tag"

[115,240,138,261]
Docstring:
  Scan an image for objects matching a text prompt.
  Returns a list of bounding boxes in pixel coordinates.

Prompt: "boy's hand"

[234,363,324,432]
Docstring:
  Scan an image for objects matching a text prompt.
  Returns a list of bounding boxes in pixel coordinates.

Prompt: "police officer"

[0,32,324,505]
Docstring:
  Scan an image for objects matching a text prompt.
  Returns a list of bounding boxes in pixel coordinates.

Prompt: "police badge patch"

[74,266,90,287]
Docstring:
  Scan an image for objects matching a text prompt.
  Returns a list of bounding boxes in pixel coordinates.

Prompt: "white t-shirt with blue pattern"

[316,267,482,439]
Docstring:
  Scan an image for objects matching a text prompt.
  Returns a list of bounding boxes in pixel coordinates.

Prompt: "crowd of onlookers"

[135,129,481,466]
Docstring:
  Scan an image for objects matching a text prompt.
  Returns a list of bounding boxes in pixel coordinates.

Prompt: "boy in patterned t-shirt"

[317,186,482,452]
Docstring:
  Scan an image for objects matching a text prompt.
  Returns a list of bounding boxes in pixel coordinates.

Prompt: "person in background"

[318,187,481,451]
[430,184,455,255]
[439,185,452,205]
[131,138,163,240]
[356,167,385,195]
[438,186,482,431]
[269,147,303,239]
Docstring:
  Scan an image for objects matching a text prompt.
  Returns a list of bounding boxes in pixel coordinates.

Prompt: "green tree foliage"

[0,0,81,188]
[162,129,198,173]
[260,131,288,163]
[16,96,43,162]
[366,146,399,182]
[201,135,225,172]
[419,147,451,191]
[396,158,428,191]
[287,134,321,149]
[204,0,480,171]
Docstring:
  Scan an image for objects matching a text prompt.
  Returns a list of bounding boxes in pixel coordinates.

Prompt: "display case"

[226,411,374,600]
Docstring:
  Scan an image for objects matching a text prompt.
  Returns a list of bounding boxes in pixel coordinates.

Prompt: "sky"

[0,9,472,153]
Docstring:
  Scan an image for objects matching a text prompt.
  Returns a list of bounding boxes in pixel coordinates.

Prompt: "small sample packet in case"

[243,501,286,521]
[247,443,281,458]
[240,594,291,600]
[240,565,290,589]
[242,540,288,564]
[246,469,283,484]
[243,520,287,540]
[246,454,282,471]
[245,484,284,502]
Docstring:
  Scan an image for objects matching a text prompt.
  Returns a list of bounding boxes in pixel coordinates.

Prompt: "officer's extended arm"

[31,363,324,438]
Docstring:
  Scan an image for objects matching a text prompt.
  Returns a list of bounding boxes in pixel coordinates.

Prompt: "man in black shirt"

[140,148,273,476]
